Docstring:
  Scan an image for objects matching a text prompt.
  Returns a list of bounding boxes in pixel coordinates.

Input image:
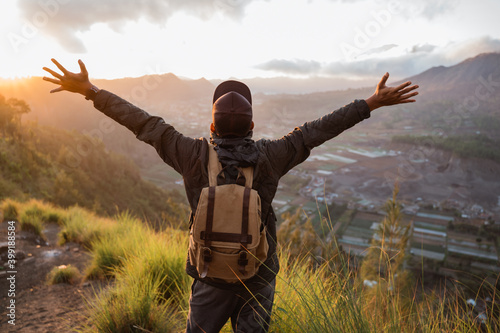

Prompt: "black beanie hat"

[212,80,253,137]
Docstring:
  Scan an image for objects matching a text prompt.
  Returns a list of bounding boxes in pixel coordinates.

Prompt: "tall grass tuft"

[0,198,20,221]
[117,228,191,305]
[47,264,80,285]
[413,278,500,332]
[19,204,46,237]
[22,199,64,221]
[84,274,180,333]
[1,199,67,237]
[84,212,151,279]
[270,248,372,333]
[58,206,114,248]
[83,223,189,332]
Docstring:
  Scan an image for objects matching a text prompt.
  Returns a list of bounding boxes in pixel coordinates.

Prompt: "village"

[272,138,500,280]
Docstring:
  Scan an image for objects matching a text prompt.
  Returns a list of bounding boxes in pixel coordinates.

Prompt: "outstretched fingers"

[78,59,88,75]
[395,91,419,104]
[395,81,413,92]
[42,76,61,85]
[401,91,419,100]
[397,84,419,96]
[397,98,417,104]
[50,86,64,94]
[42,58,93,95]
[367,72,420,109]
[51,58,69,74]
[42,76,64,93]
[378,72,389,88]
[42,66,63,80]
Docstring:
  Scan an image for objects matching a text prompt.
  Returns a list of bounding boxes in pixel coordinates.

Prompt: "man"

[43,58,418,332]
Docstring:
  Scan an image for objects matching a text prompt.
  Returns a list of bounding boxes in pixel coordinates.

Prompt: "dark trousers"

[186,279,276,333]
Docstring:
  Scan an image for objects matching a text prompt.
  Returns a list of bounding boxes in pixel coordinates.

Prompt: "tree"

[359,183,412,286]
[0,95,30,137]
[278,207,321,263]
[358,183,414,321]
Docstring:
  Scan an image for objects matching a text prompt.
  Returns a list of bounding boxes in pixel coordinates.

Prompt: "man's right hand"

[43,59,98,96]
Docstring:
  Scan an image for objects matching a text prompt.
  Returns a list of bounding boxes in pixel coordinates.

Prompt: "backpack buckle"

[238,251,249,266]
[201,247,212,278]
[238,251,249,276]
[203,247,212,262]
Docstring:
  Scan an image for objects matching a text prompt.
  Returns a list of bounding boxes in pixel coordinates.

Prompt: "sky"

[1,0,500,83]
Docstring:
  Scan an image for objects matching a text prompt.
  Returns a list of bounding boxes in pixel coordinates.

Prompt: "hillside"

[406,52,500,93]
[0,111,186,223]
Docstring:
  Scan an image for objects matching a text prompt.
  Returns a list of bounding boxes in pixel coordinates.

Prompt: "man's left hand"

[365,72,419,111]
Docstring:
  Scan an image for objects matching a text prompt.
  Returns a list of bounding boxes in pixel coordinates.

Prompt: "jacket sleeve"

[93,90,202,175]
[264,99,371,177]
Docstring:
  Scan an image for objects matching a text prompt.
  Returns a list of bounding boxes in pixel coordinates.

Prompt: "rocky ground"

[0,220,109,332]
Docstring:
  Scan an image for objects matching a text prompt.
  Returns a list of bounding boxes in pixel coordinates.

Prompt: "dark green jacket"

[93,90,371,292]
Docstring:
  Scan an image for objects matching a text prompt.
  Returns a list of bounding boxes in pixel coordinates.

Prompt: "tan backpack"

[188,144,269,283]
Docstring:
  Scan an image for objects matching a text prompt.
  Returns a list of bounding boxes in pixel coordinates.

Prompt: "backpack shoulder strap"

[207,143,254,188]
[207,144,221,187]
[241,167,253,188]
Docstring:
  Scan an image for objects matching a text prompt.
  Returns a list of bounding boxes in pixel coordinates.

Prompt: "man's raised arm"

[42,59,202,175]
[263,72,419,177]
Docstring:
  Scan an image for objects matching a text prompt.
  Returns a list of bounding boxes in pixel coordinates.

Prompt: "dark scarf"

[209,131,259,168]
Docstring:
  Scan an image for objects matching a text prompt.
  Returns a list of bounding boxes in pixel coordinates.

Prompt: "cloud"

[324,53,432,79]
[256,37,500,80]
[361,44,398,56]
[323,0,458,20]
[416,0,460,20]
[256,59,322,76]
[445,36,500,62]
[410,44,437,53]
[16,0,258,53]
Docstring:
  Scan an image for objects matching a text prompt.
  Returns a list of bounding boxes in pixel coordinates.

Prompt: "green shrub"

[58,206,117,249]
[84,212,152,279]
[19,210,44,237]
[270,251,371,333]
[118,228,190,305]
[1,199,20,221]
[83,225,188,332]
[45,210,65,224]
[84,275,180,333]
[47,264,80,285]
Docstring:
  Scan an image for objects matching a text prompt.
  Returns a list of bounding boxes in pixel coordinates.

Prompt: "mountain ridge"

[403,52,500,92]
[1,52,498,111]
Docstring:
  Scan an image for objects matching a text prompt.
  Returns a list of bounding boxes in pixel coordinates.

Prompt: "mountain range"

[0,52,498,123]
[0,52,498,160]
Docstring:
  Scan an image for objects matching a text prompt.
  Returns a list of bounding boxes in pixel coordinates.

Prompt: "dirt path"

[0,221,108,332]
